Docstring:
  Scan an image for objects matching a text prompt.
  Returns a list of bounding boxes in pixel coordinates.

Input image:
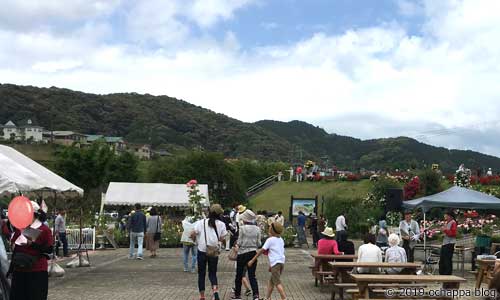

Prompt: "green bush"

[281,226,297,247]
[324,195,383,238]
[160,218,182,247]
[490,235,500,244]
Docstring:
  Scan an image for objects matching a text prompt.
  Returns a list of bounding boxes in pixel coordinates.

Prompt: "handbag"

[204,220,220,257]
[228,246,238,261]
[11,251,38,270]
[153,216,161,241]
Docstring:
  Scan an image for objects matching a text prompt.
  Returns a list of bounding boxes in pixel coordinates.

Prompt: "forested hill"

[255,121,500,172]
[0,84,291,160]
[2,83,500,172]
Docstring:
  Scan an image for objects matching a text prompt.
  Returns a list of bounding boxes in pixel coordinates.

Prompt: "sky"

[1,0,500,157]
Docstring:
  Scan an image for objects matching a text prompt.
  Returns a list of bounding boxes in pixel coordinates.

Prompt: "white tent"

[0,145,84,196]
[103,182,210,207]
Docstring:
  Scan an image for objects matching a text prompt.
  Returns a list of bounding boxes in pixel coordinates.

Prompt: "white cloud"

[0,0,121,33]
[1,0,500,156]
[188,0,257,28]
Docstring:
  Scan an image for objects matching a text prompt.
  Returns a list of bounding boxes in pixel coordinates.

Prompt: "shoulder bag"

[228,225,242,261]
[204,219,220,257]
[153,216,162,241]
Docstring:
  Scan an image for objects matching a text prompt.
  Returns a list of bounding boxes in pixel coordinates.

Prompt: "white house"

[1,119,44,142]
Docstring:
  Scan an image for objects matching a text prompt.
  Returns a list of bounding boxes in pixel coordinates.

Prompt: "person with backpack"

[191,204,227,300]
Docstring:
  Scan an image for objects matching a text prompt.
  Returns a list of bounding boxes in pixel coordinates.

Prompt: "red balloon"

[8,196,34,229]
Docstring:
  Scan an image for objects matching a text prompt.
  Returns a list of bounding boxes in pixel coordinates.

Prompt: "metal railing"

[66,228,96,251]
[246,175,277,197]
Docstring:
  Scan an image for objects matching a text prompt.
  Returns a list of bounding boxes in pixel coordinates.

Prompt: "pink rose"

[187,179,198,187]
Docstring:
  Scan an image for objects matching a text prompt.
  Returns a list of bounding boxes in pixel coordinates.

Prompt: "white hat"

[321,227,335,238]
[240,209,256,223]
[31,201,40,212]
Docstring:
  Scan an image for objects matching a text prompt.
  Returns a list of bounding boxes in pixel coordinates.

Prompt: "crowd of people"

[312,210,458,276]
[0,196,462,300]
[180,204,288,300]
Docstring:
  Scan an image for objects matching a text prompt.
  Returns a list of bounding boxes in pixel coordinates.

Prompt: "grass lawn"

[248,180,373,218]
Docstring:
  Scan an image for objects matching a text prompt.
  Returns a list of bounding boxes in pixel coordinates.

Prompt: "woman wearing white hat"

[232,209,261,300]
[9,200,54,300]
[317,227,342,255]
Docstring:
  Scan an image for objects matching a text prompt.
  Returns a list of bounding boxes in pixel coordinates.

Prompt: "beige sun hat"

[240,209,256,223]
[321,227,336,238]
[237,205,247,214]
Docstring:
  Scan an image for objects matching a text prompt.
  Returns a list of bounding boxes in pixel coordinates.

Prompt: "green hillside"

[248,180,372,219]
[2,83,500,171]
[256,120,500,172]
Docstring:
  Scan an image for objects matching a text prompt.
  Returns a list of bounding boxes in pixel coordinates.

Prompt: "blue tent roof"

[402,186,500,212]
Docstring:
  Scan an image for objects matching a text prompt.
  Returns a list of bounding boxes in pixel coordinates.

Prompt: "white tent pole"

[423,209,426,252]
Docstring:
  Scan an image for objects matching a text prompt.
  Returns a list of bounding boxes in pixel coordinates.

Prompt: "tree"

[55,142,139,213]
[149,151,245,207]
[418,169,443,196]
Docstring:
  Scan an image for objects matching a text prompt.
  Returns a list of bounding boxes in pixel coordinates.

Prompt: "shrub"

[325,195,383,238]
[404,176,420,200]
[282,226,297,247]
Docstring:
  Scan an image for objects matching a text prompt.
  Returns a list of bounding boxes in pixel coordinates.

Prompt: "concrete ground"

[48,245,485,300]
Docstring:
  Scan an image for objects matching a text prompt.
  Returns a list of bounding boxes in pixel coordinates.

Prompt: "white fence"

[66,228,96,251]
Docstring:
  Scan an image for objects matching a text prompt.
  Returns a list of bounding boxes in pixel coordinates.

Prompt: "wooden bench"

[310,253,357,287]
[329,262,422,300]
[350,274,466,299]
[337,283,427,300]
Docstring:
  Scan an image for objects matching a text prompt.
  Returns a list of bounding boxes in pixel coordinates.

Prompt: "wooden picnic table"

[475,259,496,288]
[350,274,466,299]
[329,262,422,300]
[330,262,421,278]
[310,253,357,287]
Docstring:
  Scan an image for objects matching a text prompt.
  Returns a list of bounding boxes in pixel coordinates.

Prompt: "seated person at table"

[385,233,407,274]
[357,233,382,273]
[317,227,342,255]
[337,231,355,254]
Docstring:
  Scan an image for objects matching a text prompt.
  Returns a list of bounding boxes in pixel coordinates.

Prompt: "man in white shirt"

[55,209,69,257]
[399,210,420,262]
[335,213,347,241]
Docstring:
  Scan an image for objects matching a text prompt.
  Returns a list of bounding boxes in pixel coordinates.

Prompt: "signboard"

[291,198,317,216]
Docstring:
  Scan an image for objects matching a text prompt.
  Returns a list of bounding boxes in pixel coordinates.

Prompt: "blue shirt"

[297,214,306,227]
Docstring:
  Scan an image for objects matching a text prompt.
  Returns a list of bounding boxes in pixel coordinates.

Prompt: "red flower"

[187,179,198,187]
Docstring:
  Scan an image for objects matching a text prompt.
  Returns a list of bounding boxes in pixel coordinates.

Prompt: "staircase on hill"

[246,175,278,197]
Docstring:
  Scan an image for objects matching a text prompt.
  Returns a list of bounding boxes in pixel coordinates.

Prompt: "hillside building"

[86,135,126,154]
[0,119,44,142]
[43,131,88,146]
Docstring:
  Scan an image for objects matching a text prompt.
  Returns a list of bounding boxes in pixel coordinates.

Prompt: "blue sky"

[218,0,423,47]
[1,0,500,158]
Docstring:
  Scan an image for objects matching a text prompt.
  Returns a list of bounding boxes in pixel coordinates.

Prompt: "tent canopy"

[402,186,500,212]
[104,182,210,207]
[0,145,84,196]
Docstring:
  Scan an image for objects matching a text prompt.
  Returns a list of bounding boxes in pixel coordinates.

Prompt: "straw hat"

[237,205,247,214]
[270,222,284,235]
[240,209,256,223]
[321,227,336,238]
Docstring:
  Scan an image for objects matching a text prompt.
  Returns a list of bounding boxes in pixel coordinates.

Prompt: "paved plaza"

[48,247,328,300]
[47,246,484,300]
